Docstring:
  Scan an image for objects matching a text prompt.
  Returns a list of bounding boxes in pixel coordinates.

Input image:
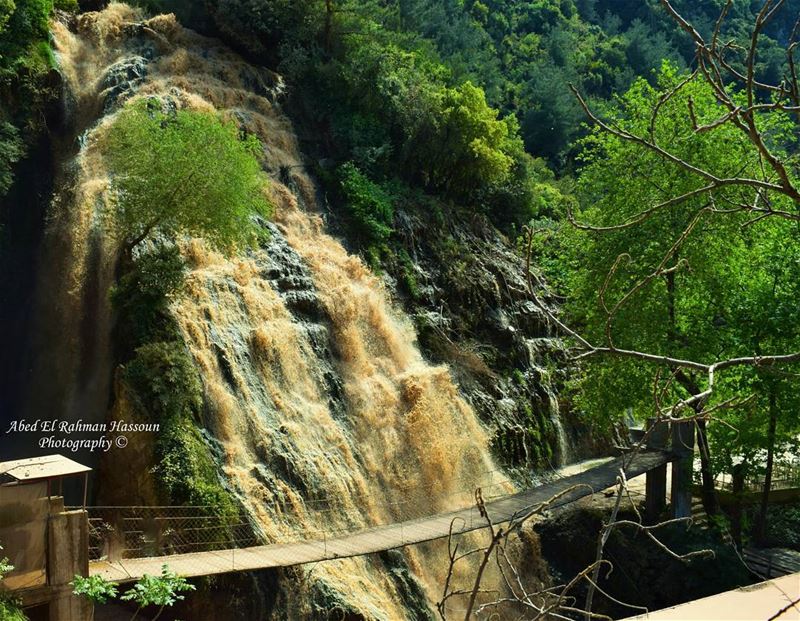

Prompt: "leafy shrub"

[73,565,195,621]
[120,564,195,613]
[0,0,66,78]
[338,162,394,248]
[71,575,119,604]
[125,342,203,423]
[125,342,236,517]
[397,248,421,300]
[0,548,26,621]
[111,245,186,352]
[0,600,27,621]
[155,417,236,516]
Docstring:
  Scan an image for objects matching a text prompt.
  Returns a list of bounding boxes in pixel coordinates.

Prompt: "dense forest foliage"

[96,0,800,249]
[5,0,800,225]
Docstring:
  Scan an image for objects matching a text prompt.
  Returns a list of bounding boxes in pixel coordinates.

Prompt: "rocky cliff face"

[382,207,575,472]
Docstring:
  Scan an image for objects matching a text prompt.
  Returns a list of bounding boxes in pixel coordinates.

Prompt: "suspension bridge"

[87,449,672,583]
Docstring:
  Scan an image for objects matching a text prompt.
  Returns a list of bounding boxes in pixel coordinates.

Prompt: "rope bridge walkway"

[89,450,672,583]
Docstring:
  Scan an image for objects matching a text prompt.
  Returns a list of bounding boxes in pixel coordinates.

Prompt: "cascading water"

[43,5,553,617]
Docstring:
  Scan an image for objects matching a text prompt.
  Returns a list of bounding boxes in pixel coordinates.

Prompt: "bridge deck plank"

[89,450,671,582]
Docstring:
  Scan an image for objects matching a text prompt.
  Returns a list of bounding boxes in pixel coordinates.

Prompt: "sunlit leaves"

[542,63,800,456]
[104,99,270,251]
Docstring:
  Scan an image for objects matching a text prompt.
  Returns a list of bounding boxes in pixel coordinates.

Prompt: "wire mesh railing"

[75,460,632,564]
[75,456,677,578]
[75,506,261,562]
[73,478,517,563]
[712,459,800,492]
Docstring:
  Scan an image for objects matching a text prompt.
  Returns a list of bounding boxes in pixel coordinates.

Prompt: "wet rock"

[238,65,285,102]
[379,551,437,621]
[100,55,148,112]
[214,343,238,388]
[377,207,610,471]
[255,222,349,423]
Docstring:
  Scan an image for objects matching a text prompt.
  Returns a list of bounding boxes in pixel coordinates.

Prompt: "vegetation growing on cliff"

[337,162,394,246]
[110,244,185,350]
[100,96,272,515]
[0,0,71,198]
[114,250,237,517]
[110,244,232,516]
[105,99,269,252]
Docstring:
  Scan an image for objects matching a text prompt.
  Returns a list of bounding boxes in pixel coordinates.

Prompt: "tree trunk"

[324,0,333,53]
[731,462,745,550]
[756,390,778,544]
[666,270,676,344]
[696,418,719,518]
[114,242,135,282]
[675,371,719,519]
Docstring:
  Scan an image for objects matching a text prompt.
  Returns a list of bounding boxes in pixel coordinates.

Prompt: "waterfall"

[45,5,526,616]
[525,338,572,467]
[548,390,571,467]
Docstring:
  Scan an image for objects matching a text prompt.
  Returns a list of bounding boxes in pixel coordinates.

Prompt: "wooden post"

[645,419,669,523]
[671,421,695,519]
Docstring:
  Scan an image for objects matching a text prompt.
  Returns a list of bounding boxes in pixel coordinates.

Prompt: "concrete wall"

[46,499,93,621]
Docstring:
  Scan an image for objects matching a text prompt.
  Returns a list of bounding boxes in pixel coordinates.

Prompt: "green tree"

[418,81,522,196]
[104,99,269,254]
[712,222,800,541]
[541,63,800,517]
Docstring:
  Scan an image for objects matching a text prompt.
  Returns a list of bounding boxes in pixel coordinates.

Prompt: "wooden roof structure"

[0,455,91,483]
[0,454,91,507]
